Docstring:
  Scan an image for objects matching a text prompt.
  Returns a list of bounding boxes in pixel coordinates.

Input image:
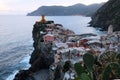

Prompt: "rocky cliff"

[29,21,54,72]
[90,0,120,31]
[14,17,54,80]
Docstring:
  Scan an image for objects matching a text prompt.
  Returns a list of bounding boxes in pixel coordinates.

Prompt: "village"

[37,15,120,80]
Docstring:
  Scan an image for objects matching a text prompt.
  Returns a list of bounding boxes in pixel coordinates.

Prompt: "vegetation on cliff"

[90,0,120,31]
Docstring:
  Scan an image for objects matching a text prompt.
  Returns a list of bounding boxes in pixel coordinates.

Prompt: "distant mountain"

[90,0,120,31]
[27,3,105,16]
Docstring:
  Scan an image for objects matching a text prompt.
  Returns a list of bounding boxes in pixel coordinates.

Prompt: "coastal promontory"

[14,16,55,80]
[14,15,120,80]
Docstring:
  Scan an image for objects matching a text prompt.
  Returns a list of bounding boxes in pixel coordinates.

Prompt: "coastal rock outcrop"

[29,21,54,72]
[90,0,120,31]
[13,70,34,80]
[14,16,54,80]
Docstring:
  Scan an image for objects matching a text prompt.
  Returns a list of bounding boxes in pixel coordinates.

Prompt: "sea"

[0,15,105,80]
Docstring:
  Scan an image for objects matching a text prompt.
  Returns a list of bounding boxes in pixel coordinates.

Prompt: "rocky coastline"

[90,0,120,31]
[14,16,55,80]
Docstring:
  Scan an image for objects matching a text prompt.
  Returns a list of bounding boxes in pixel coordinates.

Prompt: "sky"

[0,0,108,15]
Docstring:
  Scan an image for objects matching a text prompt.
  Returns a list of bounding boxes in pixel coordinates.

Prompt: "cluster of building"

[100,25,120,52]
[38,15,120,80]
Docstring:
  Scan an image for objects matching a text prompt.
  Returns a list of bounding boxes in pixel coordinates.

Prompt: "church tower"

[40,15,46,22]
[108,25,113,34]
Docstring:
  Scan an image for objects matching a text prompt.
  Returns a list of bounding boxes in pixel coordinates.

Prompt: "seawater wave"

[0,44,33,80]
[6,54,31,80]
[0,15,35,80]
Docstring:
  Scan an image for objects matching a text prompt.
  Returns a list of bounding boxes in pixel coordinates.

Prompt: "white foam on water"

[6,54,31,80]
[6,70,19,80]
[19,54,31,68]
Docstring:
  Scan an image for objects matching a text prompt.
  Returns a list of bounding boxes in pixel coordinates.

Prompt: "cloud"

[0,0,37,14]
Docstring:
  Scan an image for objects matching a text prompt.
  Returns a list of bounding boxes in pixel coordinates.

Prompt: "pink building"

[44,34,55,42]
[67,42,74,47]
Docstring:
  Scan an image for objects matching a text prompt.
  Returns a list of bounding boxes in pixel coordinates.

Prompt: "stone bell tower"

[108,25,113,34]
[40,15,46,22]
